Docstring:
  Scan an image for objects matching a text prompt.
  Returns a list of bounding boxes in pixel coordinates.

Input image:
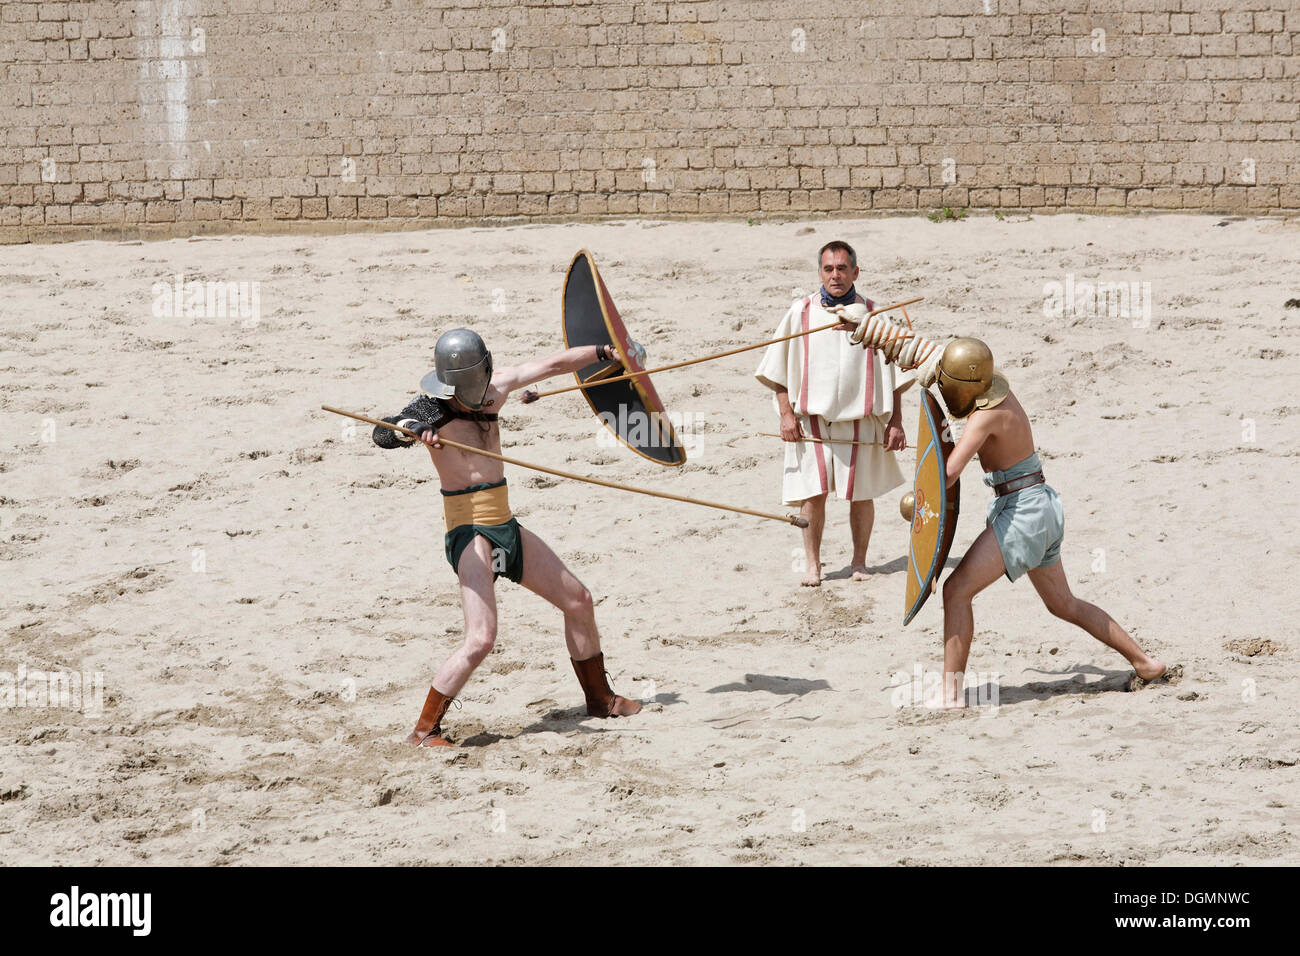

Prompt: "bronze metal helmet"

[936,337,1009,418]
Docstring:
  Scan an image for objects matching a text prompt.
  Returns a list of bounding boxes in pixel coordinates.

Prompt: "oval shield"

[562,250,686,466]
[904,390,961,625]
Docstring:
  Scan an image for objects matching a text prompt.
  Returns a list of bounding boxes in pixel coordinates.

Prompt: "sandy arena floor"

[1,214,1297,864]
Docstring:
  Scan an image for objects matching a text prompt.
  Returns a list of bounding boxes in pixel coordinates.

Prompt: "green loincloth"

[444,517,525,583]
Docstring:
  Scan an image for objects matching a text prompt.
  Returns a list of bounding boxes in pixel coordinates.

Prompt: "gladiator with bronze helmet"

[828,305,1170,709]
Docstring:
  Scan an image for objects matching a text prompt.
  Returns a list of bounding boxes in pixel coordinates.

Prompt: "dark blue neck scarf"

[820,285,858,307]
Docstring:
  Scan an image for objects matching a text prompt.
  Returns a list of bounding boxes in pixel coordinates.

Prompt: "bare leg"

[431,536,498,697]
[1026,560,1165,681]
[849,498,875,580]
[800,493,827,586]
[940,527,1007,708]
[517,527,640,716]
[517,526,599,659]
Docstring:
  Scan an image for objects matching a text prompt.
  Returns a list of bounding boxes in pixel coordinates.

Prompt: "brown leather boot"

[571,653,642,717]
[406,686,454,747]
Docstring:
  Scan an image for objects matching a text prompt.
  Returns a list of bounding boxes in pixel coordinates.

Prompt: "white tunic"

[755,295,913,420]
[755,294,915,504]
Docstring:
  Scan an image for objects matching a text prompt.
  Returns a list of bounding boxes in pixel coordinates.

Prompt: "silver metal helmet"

[420,328,493,409]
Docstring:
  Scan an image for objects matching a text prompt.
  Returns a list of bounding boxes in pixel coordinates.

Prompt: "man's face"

[819,249,859,298]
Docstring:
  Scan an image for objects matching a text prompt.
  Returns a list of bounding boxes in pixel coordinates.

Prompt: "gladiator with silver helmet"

[420,328,494,410]
[367,317,643,749]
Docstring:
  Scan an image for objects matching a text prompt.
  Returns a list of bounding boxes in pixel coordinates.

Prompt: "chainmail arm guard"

[371,394,450,449]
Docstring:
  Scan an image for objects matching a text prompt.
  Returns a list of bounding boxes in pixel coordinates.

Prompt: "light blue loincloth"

[984,452,1064,582]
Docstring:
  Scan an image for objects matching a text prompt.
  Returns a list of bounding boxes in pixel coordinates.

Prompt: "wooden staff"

[579,362,626,386]
[521,296,925,402]
[322,405,809,527]
[757,432,914,449]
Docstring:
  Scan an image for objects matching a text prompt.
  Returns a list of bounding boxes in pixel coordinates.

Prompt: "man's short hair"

[818,240,857,269]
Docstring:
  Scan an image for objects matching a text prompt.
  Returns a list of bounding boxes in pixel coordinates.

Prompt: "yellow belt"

[441,481,513,533]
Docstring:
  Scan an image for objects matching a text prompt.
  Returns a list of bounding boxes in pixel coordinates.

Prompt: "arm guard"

[371,395,452,449]
[840,304,946,387]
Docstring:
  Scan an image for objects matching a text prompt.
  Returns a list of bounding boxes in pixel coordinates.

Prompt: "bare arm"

[494,345,614,397]
[945,412,990,487]
[774,386,803,441]
[884,383,907,451]
[890,382,908,419]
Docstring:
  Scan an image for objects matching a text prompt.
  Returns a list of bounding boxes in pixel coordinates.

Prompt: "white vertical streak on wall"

[137,1,195,175]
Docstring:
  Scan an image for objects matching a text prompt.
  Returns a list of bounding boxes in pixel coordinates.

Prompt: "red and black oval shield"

[561,250,686,466]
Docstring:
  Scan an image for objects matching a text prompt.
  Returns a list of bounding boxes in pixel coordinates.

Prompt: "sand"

[1,214,1297,865]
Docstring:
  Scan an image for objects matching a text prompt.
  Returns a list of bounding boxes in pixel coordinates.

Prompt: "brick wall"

[3,0,1298,242]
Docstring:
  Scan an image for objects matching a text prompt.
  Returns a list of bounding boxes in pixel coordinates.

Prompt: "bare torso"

[405,344,613,489]
[946,388,1037,486]
[968,391,1037,473]
[424,385,509,490]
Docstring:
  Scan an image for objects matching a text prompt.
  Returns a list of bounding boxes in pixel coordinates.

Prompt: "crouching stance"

[928,339,1167,707]
[373,329,641,746]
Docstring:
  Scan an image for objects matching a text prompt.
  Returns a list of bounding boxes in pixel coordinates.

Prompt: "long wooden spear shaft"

[322,406,809,527]
[521,296,925,402]
[757,432,914,449]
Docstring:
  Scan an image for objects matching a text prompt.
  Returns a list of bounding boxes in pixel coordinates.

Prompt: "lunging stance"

[927,340,1167,706]
[832,302,1169,708]
[373,329,641,746]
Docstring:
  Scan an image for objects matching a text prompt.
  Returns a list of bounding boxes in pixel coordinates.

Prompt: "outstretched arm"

[493,344,616,397]
[945,412,989,486]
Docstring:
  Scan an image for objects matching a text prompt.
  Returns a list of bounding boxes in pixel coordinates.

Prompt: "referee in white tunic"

[755,241,914,587]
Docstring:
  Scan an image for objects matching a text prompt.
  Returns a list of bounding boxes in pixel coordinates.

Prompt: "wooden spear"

[322,406,809,528]
[520,296,925,403]
[756,432,914,449]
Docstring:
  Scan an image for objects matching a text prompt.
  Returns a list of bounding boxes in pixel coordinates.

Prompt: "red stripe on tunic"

[799,298,829,493]
[857,293,875,419]
[847,419,860,501]
[809,413,829,494]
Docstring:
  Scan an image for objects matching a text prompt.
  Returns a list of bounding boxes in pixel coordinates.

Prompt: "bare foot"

[851,564,870,581]
[801,566,822,587]
[1129,661,1181,691]
[1135,657,1166,682]
[938,688,968,710]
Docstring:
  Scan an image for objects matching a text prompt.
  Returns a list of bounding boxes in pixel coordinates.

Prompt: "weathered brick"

[271,198,301,219]
[5,3,1298,241]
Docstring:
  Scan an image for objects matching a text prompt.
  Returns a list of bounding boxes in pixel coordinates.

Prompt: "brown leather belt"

[993,471,1045,497]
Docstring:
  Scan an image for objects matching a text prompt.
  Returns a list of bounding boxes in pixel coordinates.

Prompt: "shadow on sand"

[822,554,961,580]
[981,664,1137,706]
[705,673,831,696]
[459,692,684,746]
